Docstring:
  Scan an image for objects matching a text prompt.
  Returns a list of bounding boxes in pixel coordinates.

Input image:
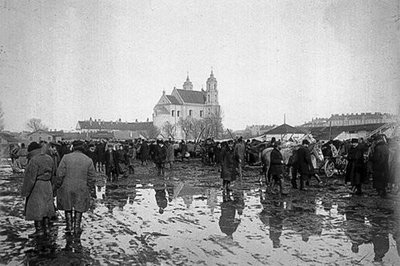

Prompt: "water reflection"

[219,199,241,239]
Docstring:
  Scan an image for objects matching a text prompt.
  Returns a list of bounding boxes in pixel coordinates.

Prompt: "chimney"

[146,118,149,122]
[135,119,138,122]
[119,118,122,122]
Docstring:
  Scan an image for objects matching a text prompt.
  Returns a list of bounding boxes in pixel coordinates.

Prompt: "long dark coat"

[371,141,389,190]
[153,144,167,164]
[55,151,96,212]
[296,146,313,175]
[140,142,150,161]
[21,149,55,221]
[345,145,366,185]
[220,147,237,181]
[269,148,284,176]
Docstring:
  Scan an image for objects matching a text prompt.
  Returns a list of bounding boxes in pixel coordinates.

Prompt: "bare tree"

[178,117,194,141]
[0,102,4,131]
[162,121,176,139]
[26,118,48,132]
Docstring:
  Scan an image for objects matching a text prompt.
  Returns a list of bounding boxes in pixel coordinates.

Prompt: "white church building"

[153,71,221,140]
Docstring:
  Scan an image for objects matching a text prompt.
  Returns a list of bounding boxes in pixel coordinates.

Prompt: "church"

[153,71,221,139]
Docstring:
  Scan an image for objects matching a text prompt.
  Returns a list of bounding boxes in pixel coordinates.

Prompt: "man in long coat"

[371,135,389,197]
[345,138,366,195]
[296,139,313,190]
[21,142,55,237]
[220,140,237,196]
[153,139,167,176]
[55,140,96,236]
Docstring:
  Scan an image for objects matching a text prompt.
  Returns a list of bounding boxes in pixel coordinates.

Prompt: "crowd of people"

[6,132,400,240]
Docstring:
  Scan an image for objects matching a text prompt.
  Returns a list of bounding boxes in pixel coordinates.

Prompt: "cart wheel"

[324,160,335,178]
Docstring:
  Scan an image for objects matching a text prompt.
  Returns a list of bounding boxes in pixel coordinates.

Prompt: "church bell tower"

[206,70,218,105]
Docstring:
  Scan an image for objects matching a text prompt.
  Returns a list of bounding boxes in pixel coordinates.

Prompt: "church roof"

[154,106,170,114]
[176,89,206,104]
[166,95,181,105]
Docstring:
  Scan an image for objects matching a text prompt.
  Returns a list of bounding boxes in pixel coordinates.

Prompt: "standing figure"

[296,139,314,190]
[153,140,167,176]
[16,143,28,169]
[105,144,118,181]
[55,140,96,236]
[21,142,55,237]
[165,140,175,169]
[116,144,128,178]
[220,140,237,196]
[96,140,106,172]
[370,135,389,197]
[345,138,366,195]
[127,143,136,175]
[269,142,284,193]
[234,137,246,181]
[140,140,150,165]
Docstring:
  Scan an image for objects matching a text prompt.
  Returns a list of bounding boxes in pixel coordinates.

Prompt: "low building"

[300,123,395,142]
[302,112,397,127]
[262,124,307,142]
[76,118,153,140]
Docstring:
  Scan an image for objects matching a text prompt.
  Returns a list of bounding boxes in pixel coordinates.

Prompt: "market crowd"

[7,133,400,239]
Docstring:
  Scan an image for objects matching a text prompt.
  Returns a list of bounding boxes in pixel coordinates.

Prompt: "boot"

[65,211,73,234]
[28,221,43,238]
[42,217,50,235]
[74,211,83,237]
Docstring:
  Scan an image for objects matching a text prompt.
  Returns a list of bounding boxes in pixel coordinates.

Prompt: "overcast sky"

[0,0,399,132]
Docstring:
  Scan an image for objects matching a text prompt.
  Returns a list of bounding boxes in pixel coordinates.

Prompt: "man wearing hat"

[220,140,238,197]
[21,142,55,237]
[370,135,389,197]
[345,138,366,195]
[54,140,96,236]
[295,139,314,190]
[153,139,167,176]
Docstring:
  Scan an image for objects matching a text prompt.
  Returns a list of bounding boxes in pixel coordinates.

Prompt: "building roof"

[176,89,206,104]
[0,132,19,143]
[300,123,386,140]
[77,121,153,131]
[265,124,306,135]
[166,95,181,105]
[154,105,170,115]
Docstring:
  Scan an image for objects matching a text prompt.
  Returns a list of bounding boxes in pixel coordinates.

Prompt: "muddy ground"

[0,158,399,266]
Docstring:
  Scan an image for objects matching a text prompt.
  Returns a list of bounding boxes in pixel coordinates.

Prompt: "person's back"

[57,151,95,194]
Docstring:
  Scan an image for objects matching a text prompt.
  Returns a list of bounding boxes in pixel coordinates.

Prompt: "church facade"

[153,71,220,139]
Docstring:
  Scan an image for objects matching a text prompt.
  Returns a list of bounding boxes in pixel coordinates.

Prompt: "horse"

[260,142,324,192]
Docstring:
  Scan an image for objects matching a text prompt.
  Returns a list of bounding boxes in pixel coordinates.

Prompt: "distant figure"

[127,143,136,175]
[21,142,55,237]
[220,140,237,196]
[296,139,313,190]
[16,143,28,169]
[345,139,366,195]
[153,139,167,176]
[105,144,118,182]
[234,137,246,180]
[165,140,175,169]
[370,135,389,197]
[55,140,96,236]
[140,140,150,165]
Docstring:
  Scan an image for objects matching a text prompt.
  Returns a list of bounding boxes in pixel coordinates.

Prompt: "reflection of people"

[55,140,96,236]
[219,199,240,238]
[343,207,371,253]
[259,196,283,248]
[370,215,390,262]
[155,188,167,214]
[21,142,55,237]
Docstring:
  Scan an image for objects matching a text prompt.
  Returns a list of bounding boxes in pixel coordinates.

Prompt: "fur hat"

[27,142,41,152]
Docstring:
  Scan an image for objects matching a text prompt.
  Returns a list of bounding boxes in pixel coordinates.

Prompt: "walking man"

[54,140,96,236]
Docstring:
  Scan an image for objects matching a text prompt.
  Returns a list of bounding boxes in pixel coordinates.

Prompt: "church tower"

[183,74,193,90]
[206,70,218,105]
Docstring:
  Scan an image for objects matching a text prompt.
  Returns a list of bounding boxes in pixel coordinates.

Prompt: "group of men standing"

[21,140,96,238]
